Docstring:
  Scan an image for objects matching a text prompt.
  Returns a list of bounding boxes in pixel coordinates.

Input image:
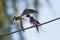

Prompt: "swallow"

[12,16,23,21]
[26,15,40,31]
[21,9,38,19]
[12,16,24,31]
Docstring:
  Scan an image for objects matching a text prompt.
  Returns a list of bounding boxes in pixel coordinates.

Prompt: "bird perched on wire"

[12,9,38,31]
[21,9,38,19]
[26,15,41,32]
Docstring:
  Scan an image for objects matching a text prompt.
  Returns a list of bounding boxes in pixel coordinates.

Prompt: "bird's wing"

[21,9,28,16]
[21,9,38,16]
[27,9,38,13]
[36,20,40,24]
[33,19,40,25]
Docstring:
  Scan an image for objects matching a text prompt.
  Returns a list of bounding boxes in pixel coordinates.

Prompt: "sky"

[6,0,60,40]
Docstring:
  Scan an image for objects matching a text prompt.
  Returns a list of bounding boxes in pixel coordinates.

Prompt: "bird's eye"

[15,18,18,20]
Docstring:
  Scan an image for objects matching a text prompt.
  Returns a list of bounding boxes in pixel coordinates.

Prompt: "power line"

[0,17,60,37]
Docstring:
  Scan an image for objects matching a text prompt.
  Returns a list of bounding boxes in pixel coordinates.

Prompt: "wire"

[0,17,60,37]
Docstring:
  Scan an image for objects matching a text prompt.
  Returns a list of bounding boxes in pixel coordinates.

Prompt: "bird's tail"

[36,25,39,32]
[21,26,25,31]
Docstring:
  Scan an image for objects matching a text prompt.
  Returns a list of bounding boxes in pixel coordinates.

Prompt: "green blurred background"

[0,0,39,40]
[0,0,60,40]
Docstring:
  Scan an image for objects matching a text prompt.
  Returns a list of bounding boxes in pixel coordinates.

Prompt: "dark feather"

[21,9,38,16]
[36,25,39,31]
[27,9,38,13]
[30,17,40,31]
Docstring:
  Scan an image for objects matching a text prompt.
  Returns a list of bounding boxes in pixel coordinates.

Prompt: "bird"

[12,16,23,21]
[12,9,38,31]
[26,15,40,32]
[12,16,24,31]
[21,9,38,19]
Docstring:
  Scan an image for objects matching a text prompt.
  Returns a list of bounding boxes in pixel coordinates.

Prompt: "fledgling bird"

[26,15,40,32]
[12,16,23,21]
[21,9,38,19]
[12,16,24,31]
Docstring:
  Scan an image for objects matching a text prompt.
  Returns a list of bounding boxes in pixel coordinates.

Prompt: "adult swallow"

[21,9,38,18]
[26,15,40,31]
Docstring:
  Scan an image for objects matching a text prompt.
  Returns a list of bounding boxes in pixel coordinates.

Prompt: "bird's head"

[12,16,19,21]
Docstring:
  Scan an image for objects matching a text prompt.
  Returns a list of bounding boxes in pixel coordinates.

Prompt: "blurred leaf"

[34,0,38,9]
[0,0,10,28]
[12,0,18,15]
[0,0,10,36]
